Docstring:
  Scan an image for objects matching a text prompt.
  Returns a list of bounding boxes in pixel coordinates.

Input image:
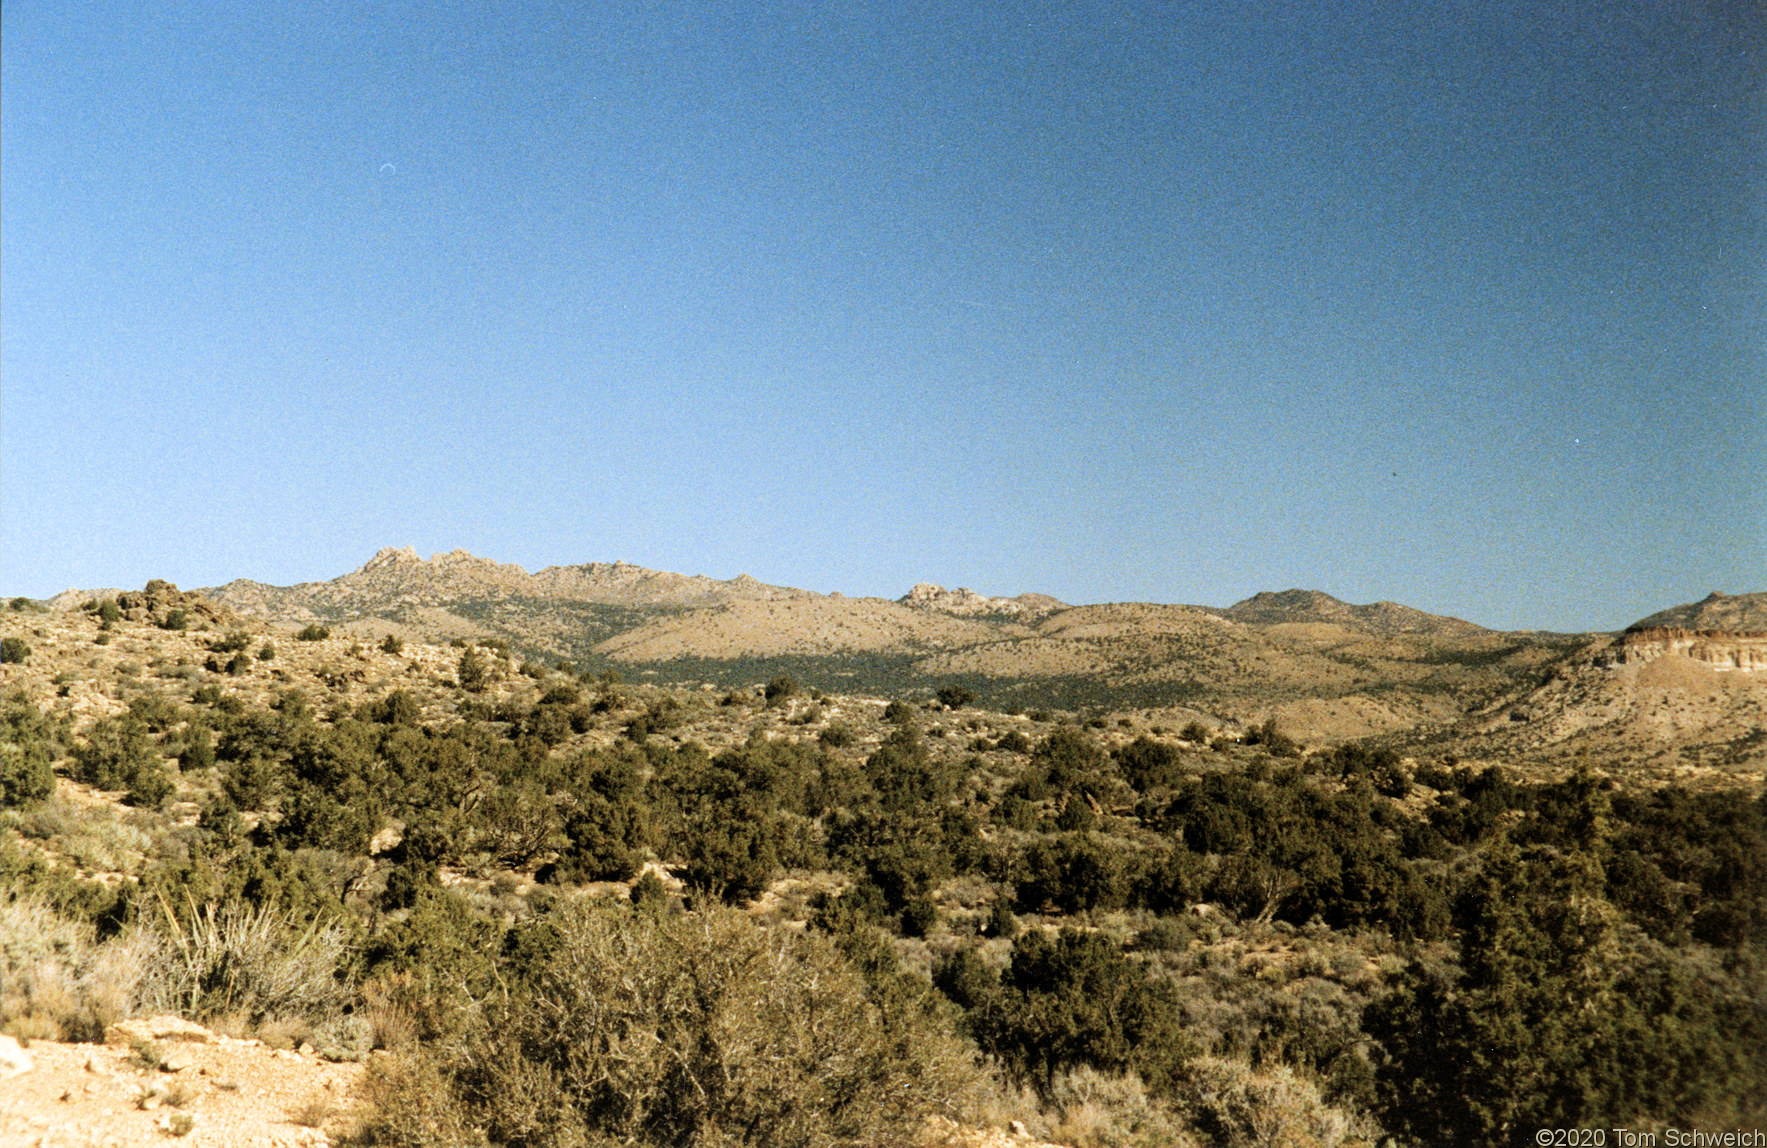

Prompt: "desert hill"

[185,549,1590,739]
[1627,590,1767,633]
[21,551,1757,768]
[1222,589,1485,637]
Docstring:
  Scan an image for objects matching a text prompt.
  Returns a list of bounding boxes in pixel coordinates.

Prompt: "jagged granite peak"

[898,583,1066,618]
[359,546,424,571]
[1626,591,1767,634]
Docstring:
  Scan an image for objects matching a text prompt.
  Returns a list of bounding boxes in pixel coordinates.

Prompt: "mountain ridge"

[20,548,1763,769]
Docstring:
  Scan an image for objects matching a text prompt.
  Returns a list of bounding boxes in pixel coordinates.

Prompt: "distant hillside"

[1627,591,1767,634]
[171,548,1604,743]
[29,549,1763,765]
[1223,589,1484,636]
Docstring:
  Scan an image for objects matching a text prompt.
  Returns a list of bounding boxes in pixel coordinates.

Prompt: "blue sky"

[4,1,1762,631]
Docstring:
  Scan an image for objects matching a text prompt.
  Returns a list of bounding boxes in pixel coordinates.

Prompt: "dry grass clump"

[8,794,154,873]
[136,898,350,1025]
[289,1093,337,1128]
[0,894,151,1041]
[1174,1056,1366,1148]
[1043,1067,1197,1147]
[2,891,357,1046]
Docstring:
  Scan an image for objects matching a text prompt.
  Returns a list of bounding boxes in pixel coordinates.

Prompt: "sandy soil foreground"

[0,1019,361,1148]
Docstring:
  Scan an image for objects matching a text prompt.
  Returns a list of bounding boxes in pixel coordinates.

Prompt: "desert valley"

[2,551,1763,1146]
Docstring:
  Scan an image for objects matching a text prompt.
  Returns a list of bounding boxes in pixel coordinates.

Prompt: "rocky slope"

[1627,590,1767,633]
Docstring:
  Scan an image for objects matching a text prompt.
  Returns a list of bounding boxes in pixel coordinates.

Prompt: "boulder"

[105,1016,216,1047]
[0,1033,33,1077]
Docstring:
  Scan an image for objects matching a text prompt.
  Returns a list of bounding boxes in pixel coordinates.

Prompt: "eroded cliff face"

[1602,628,1767,672]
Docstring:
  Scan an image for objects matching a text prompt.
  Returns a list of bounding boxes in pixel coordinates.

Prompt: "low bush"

[355,900,982,1147]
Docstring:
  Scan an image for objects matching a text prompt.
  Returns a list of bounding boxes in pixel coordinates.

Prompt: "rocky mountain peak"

[359,546,423,572]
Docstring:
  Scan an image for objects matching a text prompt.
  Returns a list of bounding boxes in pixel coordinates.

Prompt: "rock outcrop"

[897,583,1065,618]
[1602,628,1767,672]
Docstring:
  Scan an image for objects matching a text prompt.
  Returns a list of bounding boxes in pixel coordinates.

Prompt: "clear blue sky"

[4,1,1762,631]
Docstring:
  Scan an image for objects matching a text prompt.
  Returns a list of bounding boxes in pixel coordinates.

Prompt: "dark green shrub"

[365,690,423,726]
[381,858,438,911]
[1032,726,1107,793]
[379,634,404,654]
[933,947,1001,1016]
[629,869,669,912]
[2,693,58,808]
[1368,830,1767,1141]
[1056,794,1097,831]
[538,682,580,706]
[994,730,1033,755]
[864,725,957,812]
[882,699,916,725]
[1242,717,1298,757]
[937,685,976,710]
[1115,735,1182,791]
[160,609,189,631]
[1015,833,1131,915]
[900,896,938,937]
[257,643,276,661]
[978,928,1192,1098]
[456,646,489,692]
[763,675,799,705]
[984,898,1018,939]
[70,716,156,791]
[995,793,1039,831]
[211,631,253,653]
[178,723,215,772]
[221,753,282,811]
[679,812,780,904]
[0,637,29,664]
[818,722,854,748]
[296,623,331,641]
[362,888,506,1036]
[97,598,122,624]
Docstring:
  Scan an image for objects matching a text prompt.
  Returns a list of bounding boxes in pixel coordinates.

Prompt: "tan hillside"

[593,595,1034,660]
[1627,590,1767,633]
[1456,633,1767,784]
[1222,589,1485,636]
[24,551,1753,762]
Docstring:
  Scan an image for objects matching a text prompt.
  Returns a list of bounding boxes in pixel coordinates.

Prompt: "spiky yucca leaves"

[141,895,350,1025]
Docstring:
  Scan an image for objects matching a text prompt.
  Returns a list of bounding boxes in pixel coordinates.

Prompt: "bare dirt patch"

[0,1021,363,1148]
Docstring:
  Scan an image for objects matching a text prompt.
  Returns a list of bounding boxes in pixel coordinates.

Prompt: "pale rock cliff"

[1601,628,1767,672]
